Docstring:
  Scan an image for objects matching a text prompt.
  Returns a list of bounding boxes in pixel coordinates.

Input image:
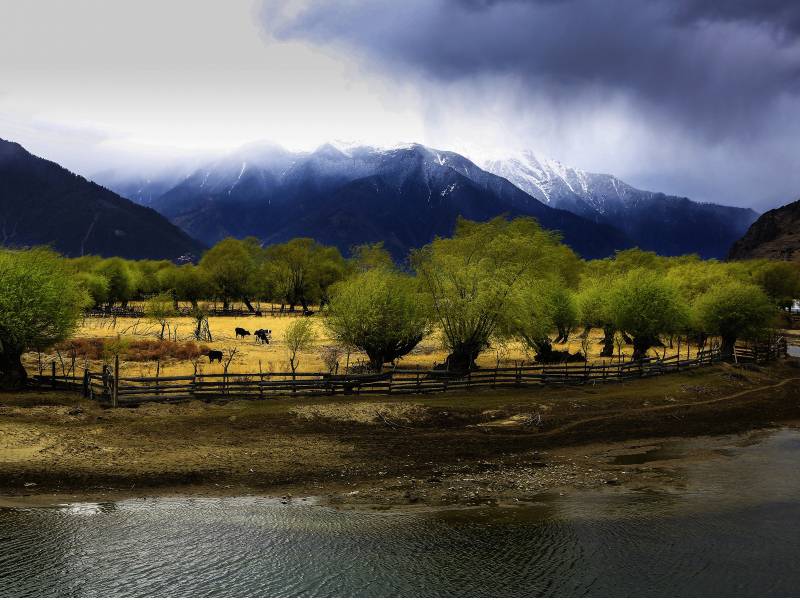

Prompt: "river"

[2,427,800,597]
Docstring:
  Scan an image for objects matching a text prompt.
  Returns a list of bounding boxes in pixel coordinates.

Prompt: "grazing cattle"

[254,329,271,344]
[206,350,223,363]
[235,327,251,339]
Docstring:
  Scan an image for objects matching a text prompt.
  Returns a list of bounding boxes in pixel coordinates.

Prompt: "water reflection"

[1,429,799,597]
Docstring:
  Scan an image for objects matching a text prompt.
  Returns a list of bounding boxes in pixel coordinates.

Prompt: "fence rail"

[29,338,789,407]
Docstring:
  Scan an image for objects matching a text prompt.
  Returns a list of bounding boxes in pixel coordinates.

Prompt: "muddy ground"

[1,359,799,508]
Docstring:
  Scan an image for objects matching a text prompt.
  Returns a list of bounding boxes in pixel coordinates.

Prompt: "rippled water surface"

[2,429,800,597]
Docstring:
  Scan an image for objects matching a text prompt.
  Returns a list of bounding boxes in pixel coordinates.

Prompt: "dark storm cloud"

[265,0,800,143]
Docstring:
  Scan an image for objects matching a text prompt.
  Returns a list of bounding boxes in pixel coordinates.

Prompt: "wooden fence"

[27,339,786,407]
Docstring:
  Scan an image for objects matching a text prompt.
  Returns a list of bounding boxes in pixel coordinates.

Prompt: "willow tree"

[413,217,579,371]
[609,268,687,361]
[326,268,429,371]
[751,261,800,310]
[576,277,617,357]
[664,259,730,348]
[0,249,88,388]
[503,277,564,362]
[694,281,775,356]
[199,237,261,310]
[94,257,134,307]
[264,238,347,311]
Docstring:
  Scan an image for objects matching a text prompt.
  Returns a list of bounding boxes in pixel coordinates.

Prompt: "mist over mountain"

[128,142,632,259]
[481,151,758,259]
[0,138,204,260]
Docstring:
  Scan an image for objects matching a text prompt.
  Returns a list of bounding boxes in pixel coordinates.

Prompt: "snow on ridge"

[228,162,247,195]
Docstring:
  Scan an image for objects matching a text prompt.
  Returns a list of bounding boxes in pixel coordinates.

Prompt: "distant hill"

[482,150,758,259]
[131,142,632,259]
[728,198,800,262]
[0,138,205,260]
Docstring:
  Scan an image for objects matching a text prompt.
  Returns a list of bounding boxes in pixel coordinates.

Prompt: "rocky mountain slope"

[482,150,758,258]
[142,143,632,259]
[0,139,204,260]
[728,198,800,262]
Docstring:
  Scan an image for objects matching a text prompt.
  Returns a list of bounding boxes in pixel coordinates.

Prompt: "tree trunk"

[445,344,480,372]
[600,326,615,357]
[632,336,655,361]
[0,349,27,389]
[366,352,384,373]
[721,335,736,358]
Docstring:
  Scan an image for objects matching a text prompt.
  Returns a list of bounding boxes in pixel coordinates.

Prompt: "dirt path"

[541,376,800,438]
[1,360,799,507]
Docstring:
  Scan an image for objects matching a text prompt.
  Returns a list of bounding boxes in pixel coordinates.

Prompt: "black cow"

[235,327,251,339]
[254,329,271,344]
[206,350,223,363]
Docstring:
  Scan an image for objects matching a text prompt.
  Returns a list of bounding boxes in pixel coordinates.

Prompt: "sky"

[1,0,799,211]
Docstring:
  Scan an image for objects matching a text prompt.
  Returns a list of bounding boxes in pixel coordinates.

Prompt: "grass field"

[22,310,711,379]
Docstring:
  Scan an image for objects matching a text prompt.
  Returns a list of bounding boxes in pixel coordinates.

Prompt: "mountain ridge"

[0,138,205,260]
[728,198,800,262]
[138,142,633,259]
[481,150,758,258]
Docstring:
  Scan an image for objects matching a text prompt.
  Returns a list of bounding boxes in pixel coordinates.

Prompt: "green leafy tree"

[264,238,347,310]
[326,269,429,371]
[609,269,688,360]
[350,242,394,272]
[576,278,616,357]
[168,265,211,308]
[94,257,134,306]
[74,271,110,308]
[694,281,775,356]
[283,318,316,375]
[503,278,558,360]
[200,237,260,310]
[144,292,176,340]
[413,217,578,371]
[551,286,578,344]
[751,261,800,309]
[0,249,88,388]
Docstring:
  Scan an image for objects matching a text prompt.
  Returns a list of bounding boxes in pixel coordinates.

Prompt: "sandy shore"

[1,359,799,508]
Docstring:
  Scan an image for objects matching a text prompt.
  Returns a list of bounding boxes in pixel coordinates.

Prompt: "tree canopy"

[0,249,88,388]
[413,217,580,370]
[326,268,429,371]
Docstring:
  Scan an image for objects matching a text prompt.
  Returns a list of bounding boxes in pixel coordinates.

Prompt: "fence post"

[112,355,119,408]
[51,361,56,389]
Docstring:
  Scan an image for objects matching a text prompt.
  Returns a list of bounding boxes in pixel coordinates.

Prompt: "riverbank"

[1,359,799,508]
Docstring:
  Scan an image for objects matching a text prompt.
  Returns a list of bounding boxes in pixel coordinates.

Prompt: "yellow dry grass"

[23,312,709,379]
